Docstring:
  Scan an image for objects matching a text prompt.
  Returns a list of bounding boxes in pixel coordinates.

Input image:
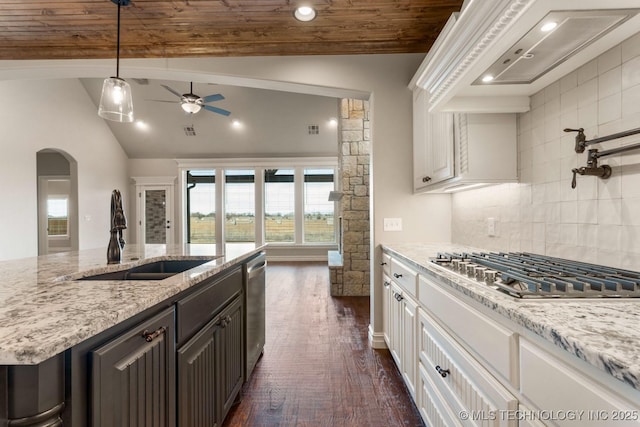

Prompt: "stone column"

[329,99,370,296]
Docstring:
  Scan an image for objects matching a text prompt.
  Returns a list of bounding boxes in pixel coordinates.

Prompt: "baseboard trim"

[368,325,388,349]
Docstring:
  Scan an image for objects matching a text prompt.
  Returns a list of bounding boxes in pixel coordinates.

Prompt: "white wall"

[452,32,640,270]
[0,78,130,260]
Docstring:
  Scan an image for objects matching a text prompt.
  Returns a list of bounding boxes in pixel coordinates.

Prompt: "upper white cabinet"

[413,94,518,193]
[410,0,640,113]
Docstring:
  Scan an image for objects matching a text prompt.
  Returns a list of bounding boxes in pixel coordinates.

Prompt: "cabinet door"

[413,87,455,191]
[382,273,392,348]
[401,292,418,399]
[389,283,404,369]
[218,296,244,419]
[177,313,221,427]
[91,307,176,427]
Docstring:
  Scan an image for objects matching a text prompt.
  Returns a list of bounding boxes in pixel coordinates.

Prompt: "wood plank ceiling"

[0,0,463,60]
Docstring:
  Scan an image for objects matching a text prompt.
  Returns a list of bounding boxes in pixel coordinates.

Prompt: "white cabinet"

[413,88,454,190]
[418,308,518,427]
[381,273,392,350]
[412,96,518,193]
[520,339,640,427]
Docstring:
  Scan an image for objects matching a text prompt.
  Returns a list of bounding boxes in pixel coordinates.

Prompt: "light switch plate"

[383,218,402,231]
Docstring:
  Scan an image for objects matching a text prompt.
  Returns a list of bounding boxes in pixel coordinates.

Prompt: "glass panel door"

[140,186,173,244]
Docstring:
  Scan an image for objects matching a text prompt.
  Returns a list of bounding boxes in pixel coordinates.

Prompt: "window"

[225,169,255,243]
[264,169,295,242]
[187,170,215,243]
[303,168,335,243]
[47,196,68,236]
[181,160,337,247]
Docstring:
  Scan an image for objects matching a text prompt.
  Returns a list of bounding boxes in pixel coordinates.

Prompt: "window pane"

[187,170,215,243]
[47,197,68,236]
[225,169,255,242]
[304,168,335,243]
[264,169,294,242]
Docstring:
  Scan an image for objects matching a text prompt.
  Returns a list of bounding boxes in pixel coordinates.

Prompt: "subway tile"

[577,174,599,200]
[597,198,622,225]
[621,84,640,117]
[577,200,598,224]
[597,249,623,269]
[532,203,546,222]
[577,59,598,85]
[621,172,640,198]
[621,197,640,226]
[560,224,578,246]
[597,224,622,249]
[544,116,561,143]
[597,171,622,200]
[621,55,640,90]
[597,45,621,74]
[546,223,561,244]
[545,201,561,223]
[598,66,621,99]
[560,71,578,94]
[578,78,598,108]
[519,148,533,170]
[532,107,545,130]
[621,226,640,254]
[545,97,561,119]
[560,110,579,134]
[544,81,561,102]
[578,103,597,127]
[532,144,546,165]
[560,201,578,223]
[531,90,545,109]
[519,111,532,132]
[545,158,562,182]
[622,32,640,63]
[560,86,579,115]
[560,178,578,201]
[577,224,598,247]
[598,93,622,125]
[621,252,640,270]
[545,181,562,203]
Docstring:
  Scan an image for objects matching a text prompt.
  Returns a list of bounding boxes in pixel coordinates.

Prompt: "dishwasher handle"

[247,258,266,279]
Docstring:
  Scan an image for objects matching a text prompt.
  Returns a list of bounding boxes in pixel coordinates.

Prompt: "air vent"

[308,125,319,135]
[183,125,196,136]
[474,9,639,85]
[131,78,149,85]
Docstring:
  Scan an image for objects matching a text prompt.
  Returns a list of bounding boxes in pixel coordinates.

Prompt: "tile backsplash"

[451,31,640,270]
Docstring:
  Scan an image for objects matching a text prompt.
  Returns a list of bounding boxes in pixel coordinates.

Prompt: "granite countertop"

[382,243,640,392]
[0,243,263,365]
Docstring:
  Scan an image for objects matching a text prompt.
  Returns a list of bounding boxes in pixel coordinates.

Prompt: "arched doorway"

[37,149,79,255]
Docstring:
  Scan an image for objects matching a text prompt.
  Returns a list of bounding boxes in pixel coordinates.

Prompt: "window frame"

[178,157,338,247]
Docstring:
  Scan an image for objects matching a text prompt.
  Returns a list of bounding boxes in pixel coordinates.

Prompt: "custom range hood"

[474,9,639,85]
[410,0,640,113]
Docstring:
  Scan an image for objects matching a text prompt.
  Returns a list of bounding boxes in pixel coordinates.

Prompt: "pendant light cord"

[116,0,122,78]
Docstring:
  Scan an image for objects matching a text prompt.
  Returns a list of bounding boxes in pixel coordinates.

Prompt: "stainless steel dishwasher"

[244,252,266,380]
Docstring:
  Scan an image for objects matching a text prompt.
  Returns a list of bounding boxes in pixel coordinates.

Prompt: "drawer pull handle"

[393,273,402,279]
[380,262,387,266]
[383,281,391,287]
[394,293,404,302]
[142,326,167,342]
[435,365,450,378]
[422,176,432,183]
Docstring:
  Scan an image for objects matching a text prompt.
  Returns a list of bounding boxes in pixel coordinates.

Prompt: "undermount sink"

[78,259,215,281]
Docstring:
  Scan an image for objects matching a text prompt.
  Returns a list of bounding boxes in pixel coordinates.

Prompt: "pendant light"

[98,0,134,123]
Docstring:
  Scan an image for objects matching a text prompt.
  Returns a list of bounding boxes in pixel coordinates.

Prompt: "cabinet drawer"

[421,276,517,385]
[176,267,242,345]
[381,252,391,276]
[419,308,518,427]
[520,339,638,427]
[418,363,463,427]
[390,257,417,297]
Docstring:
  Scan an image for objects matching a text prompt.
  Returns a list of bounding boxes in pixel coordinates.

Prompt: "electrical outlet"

[487,217,496,236]
[383,218,402,231]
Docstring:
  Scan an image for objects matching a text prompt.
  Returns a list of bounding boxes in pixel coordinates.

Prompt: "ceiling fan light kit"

[156,82,231,117]
[98,0,134,123]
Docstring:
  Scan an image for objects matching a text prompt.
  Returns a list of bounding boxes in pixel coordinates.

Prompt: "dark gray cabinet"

[90,307,176,427]
[177,275,244,427]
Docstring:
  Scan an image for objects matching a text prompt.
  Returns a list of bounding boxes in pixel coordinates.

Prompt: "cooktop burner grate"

[431,252,640,298]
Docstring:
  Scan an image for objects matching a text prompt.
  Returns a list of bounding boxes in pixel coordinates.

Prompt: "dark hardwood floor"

[223,261,424,427]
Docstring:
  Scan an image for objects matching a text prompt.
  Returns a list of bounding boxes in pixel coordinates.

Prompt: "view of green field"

[189,214,334,243]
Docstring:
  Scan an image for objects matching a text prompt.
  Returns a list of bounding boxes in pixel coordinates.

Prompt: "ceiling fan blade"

[203,105,231,116]
[161,84,183,98]
[202,93,224,103]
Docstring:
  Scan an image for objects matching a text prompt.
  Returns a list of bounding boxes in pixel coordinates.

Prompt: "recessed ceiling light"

[135,120,149,130]
[231,119,243,129]
[540,21,557,32]
[482,74,494,83]
[294,6,316,22]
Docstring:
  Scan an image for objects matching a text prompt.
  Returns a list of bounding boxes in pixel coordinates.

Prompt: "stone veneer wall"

[329,99,371,296]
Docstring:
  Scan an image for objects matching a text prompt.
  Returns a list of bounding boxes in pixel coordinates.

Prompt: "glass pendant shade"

[98,76,134,122]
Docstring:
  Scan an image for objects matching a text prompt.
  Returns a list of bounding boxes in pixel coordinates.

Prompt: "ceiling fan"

[153,82,231,116]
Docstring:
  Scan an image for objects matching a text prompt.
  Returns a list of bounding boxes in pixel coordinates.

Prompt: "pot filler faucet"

[564,127,640,189]
[107,189,127,264]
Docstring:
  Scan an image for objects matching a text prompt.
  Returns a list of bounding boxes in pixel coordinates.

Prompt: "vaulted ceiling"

[0,0,463,60]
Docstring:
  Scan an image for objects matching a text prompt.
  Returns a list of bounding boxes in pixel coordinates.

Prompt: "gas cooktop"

[431,252,640,299]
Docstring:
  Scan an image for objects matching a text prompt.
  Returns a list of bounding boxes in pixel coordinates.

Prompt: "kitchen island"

[382,243,640,426]
[0,242,264,426]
